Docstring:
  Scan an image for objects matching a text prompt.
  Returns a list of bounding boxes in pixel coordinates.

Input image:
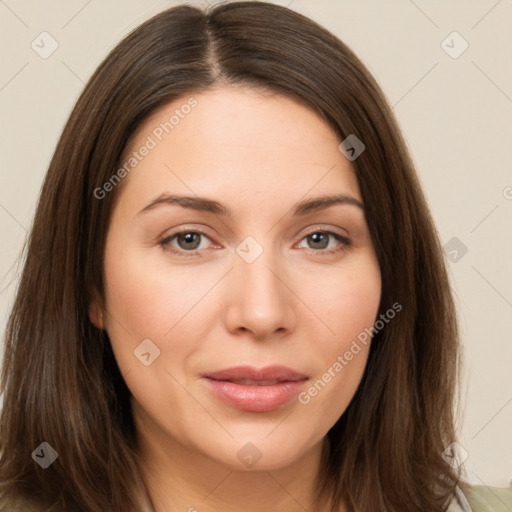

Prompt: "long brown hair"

[0,2,463,510]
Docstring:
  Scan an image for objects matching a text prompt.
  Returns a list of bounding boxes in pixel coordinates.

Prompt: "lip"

[201,365,308,413]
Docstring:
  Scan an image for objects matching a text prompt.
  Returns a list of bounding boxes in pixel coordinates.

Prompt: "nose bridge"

[237,234,285,307]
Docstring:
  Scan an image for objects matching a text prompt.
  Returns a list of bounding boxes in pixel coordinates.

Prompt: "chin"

[194,429,322,472]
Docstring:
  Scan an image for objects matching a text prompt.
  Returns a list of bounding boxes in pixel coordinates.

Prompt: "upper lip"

[202,365,308,382]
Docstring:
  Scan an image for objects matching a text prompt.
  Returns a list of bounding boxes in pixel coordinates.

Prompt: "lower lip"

[202,378,308,413]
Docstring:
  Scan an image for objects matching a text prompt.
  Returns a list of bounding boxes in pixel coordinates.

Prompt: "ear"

[88,290,105,329]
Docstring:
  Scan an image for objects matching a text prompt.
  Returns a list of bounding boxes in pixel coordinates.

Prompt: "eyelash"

[159,228,351,257]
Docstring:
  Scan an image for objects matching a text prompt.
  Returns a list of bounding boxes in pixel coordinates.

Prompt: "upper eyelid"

[163,223,350,238]
[300,225,350,238]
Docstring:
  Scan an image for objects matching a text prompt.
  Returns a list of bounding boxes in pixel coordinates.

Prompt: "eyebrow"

[137,193,364,217]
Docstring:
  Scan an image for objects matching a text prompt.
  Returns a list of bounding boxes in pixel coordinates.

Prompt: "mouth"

[217,379,291,386]
[201,365,309,413]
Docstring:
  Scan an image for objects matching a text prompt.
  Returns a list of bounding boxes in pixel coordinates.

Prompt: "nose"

[223,242,297,341]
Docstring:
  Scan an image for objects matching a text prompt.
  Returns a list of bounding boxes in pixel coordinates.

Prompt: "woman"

[1,2,510,511]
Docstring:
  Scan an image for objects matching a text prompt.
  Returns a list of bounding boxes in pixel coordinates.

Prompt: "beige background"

[1,0,511,488]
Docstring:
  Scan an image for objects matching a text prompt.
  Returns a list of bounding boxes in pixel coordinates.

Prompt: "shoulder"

[450,482,512,512]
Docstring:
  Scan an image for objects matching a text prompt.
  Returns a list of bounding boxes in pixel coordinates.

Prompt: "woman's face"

[93,86,381,471]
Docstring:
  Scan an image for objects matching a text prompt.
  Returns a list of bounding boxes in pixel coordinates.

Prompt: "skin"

[89,85,381,512]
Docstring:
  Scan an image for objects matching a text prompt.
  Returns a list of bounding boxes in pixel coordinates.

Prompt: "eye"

[296,230,351,255]
[159,228,351,257]
[159,229,214,256]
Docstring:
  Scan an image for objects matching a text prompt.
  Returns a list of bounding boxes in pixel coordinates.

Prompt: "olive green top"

[2,483,512,511]
[464,483,512,511]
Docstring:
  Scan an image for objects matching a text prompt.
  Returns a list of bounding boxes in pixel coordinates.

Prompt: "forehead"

[115,86,361,215]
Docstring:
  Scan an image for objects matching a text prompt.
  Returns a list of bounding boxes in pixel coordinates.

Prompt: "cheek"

[321,253,381,344]
[102,242,188,373]
[101,245,209,422]
[299,255,380,420]
[103,242,214,337]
